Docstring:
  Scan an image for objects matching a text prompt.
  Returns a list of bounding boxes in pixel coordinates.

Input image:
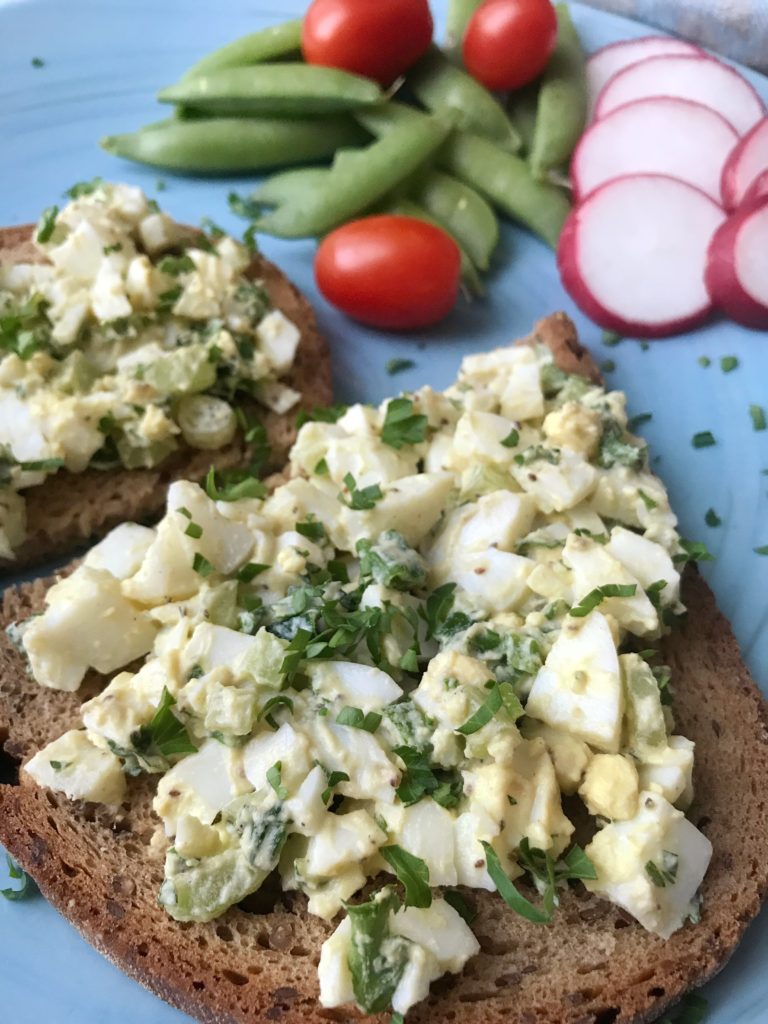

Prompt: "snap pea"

[408,47,521,153]
[383,198,484,298]
[507,83,540,157]
[356,103,570,248]
[101,116,369,173]
[529,4,588,180]
[182,19,303,79]
[248,114,453,239]
[158,64,382,116]
[445,0,483,59]
[252,167,331,208]
[439,132,571,249]
[410,169,499,271]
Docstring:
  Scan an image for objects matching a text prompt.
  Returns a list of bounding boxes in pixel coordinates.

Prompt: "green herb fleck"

[267,761,288,800]
[36,205,59,243]
[31,56,45,68]
[237,562,270,583]
[657,992,708,1024]
[336,706,382,733]
[296,518,326,541]
[638,489,657,511]
[673,540,714,565]
[645,852,679,888]
[697,356,711,368]
[755,545,768,556]
[380,845,431,908]
[570,583,637,617]
[386,358,415,375]
[482,842,551,924]
[628,412,652,432]
[381,397,428,449]
[340,472,383,511]
[321,769,349,805]
[443,889,477,923]
[601,359,616,373]
[501,428,520,448]
[184,521,203,540]
[750,404,766,431]
[602,330,623,347]
[692,431,716,449]
[192,553,214,577]
[107,687,196,775]
[1,855,35,901]
[704,508,721,528]
[720,355,739,373]
[456,682,523,735]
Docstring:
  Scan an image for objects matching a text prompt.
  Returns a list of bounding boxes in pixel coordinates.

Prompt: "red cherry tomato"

[315,216,462,330]
[463,0,558,92]
[302,0,433,87]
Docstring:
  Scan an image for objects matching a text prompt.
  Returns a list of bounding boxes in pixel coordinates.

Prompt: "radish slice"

[743,169,768,206]
[572,97,737,204]
[721,118,768,209]
[587,36,701,118]
[557,174,726,338]
[706,197,768,328]
[595,55,766,136]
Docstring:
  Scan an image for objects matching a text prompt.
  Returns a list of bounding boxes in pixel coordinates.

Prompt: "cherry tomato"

[463,0,558,92]
[315,216,462,330]
[302,0,433,87]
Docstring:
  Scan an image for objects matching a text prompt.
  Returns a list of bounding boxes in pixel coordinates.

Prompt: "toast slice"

[1,313,767,1024]
[0,224,332,570]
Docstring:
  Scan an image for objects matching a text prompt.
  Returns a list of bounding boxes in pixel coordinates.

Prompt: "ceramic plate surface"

[1,2,766,1020]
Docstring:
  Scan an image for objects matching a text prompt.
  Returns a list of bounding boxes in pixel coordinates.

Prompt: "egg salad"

[0,180,303,558]
[18,340,712,1018]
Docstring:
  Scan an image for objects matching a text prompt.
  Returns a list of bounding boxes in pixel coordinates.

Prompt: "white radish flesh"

[557,174,726,338]
[587,36,701,119]
[595,55,766,136]
[721,118,768,210]
[572,97,737,203]
[706,197,768,328]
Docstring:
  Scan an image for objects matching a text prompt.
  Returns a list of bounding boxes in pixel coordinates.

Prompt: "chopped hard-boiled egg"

[19,331,707,1021]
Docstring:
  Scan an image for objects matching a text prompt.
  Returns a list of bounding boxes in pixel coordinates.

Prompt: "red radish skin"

[721,118,768,210]
[572,97,737,204]
[706,197,768,329]
[557,174,726,338]
[595,54,766,136]
[742,169,768,206]
[586,35,701,118]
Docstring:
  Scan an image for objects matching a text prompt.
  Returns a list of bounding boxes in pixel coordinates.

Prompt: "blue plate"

[1,2,767,1021]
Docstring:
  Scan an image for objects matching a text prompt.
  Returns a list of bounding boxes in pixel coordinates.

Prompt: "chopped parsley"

[386,358,416,375]
[267,761,288,800]
[501,427,520,448]
[380,845,431,908]
[108,688,196,775]
[569,583,637,617]
[692,431,716,449]
[720,355,739,373]
[340,473,383,511]
[35,205,59,243]
[1,855,35,901]
[394,746,463,809]
[750,404,766,431]
[381,397,428,449]
[336,706,382,733]
[192,553,214,577]
[157,254,195,276]
[296,403,347,428]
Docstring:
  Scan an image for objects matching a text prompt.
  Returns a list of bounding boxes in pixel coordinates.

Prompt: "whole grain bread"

[1,313,767,1024]
[0,224,332,570]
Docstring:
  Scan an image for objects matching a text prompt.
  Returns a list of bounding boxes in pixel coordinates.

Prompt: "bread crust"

[1,314,767,1024]
[0,224,332,570]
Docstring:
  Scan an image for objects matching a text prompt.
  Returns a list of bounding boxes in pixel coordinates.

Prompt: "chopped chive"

[755,546,768,556]
[386,358,416,375]
[192,553,214,577]
[628,412,652,432]
[184,522,203,539]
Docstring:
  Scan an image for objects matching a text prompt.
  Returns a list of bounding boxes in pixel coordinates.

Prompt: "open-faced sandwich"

[0,181,331,568]
[1,314,766,1024]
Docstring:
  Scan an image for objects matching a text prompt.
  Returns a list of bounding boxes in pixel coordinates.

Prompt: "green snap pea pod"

[384,197,484,297]
[355,103,570,248]
[408,46,521,153]
[529,4,588,180]
[252,167,331,208]
[249,114,453,239]
[410,169,499,271]
[506,83,540,157]
[445,0,483,58]
[182,19,303,79]
[101,116,368,173]
[439,131,571,248]
[158,64,382,116]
